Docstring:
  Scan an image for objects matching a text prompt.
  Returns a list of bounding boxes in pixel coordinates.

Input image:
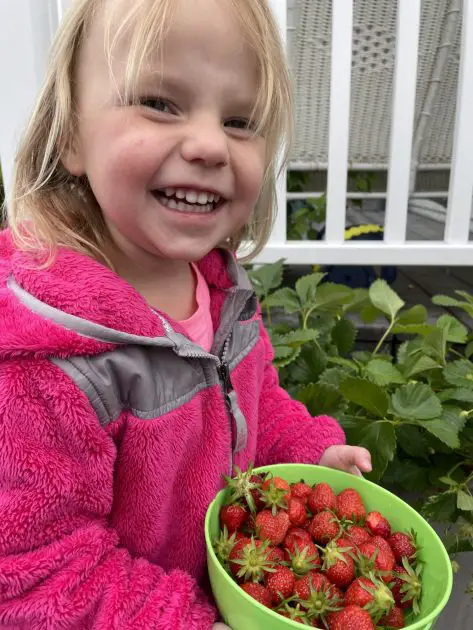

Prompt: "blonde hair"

[7,0,293,265]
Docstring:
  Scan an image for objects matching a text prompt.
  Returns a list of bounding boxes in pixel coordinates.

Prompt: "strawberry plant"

[247,260,473,584]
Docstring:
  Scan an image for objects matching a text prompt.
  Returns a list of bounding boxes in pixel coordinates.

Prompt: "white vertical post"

[445,0,473,244]
[0,0,59,199]
[325,0,353,243]
[384,0,421,243]
[268,0,288,244]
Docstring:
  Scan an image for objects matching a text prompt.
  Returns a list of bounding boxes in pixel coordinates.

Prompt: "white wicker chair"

[289,0,462,210]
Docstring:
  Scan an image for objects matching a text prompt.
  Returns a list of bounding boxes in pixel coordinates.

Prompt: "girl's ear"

[61,137,85,177]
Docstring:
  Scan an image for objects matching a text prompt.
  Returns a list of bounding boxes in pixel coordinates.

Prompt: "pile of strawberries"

[213,467,423,629]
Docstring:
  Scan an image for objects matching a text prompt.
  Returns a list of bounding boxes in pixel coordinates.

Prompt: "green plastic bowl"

[205,464,453,630]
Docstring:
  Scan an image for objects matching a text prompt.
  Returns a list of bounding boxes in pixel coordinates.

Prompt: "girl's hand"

[319,445,372,477]
[212,624,232,630]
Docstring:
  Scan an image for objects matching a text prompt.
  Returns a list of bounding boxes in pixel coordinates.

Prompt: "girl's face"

[64,0,266,266]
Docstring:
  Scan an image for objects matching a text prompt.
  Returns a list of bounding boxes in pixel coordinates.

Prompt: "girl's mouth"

[152,187,225,214]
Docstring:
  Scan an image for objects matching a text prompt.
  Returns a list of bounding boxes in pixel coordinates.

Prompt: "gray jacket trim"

[9,259,259,454]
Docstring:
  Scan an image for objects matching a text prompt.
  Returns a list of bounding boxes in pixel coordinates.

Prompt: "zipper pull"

[218,362,233,412]
[218,362,233,393]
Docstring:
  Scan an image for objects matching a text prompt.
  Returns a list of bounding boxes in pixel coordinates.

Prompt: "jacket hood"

[0,229,254,359]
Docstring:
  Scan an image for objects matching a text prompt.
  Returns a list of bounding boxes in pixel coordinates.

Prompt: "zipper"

[157,313,237,473]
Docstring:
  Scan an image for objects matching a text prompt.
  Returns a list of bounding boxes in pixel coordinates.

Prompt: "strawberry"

[357,539,395,582]
[255,509,290,546]
[229,537,275,581]
[265,565,295,604]
[390,558,422,614]
[333,535,357,554]
[284,527,313,553]
[379,605,405,628]
[224,465,263,513]
[240,582,272,608]
[366,511,392,539]
[288,496,308,526]
[219,504,248,533]
[278,601,308,623]
[295,571,342,622]
[309,510,341,543]
[284,541,320,576]
[321,540,356,589]
[336,488,366,521]
[291,480,313,504]
[308,482,337,514]
[345,524,371,547]
[388,531,417,564]
[344,575,394,620]
[344,576,375,608]
[294,570,325,601]
[328,605,375,629]
[261,475,291,513]
[213,526,243,565]
[267,545,285,564]
[262,475,291,497]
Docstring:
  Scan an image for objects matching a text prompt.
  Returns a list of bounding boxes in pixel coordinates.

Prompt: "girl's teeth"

[165,188,175,197]
[185,191,198,204]
[176,189,187,200]
[160,196,215,214]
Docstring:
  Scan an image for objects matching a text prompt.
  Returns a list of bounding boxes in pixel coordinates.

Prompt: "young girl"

[0,0,371,627]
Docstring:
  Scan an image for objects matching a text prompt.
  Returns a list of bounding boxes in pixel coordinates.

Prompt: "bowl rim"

[205,464,454,630]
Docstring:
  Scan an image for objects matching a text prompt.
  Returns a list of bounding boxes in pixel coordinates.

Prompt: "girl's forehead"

[85,0,259,82]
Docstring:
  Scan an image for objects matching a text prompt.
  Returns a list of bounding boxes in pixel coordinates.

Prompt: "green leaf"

[263,287,300,313]
[455,290,473,303]
[360,304,384,324]
[420,409,466,449]
[391,323,436,336]
[331,318,357,354]
[423,328,448,364]
[396,425,431,461]
[365,359,406,386]
[288,345,328,385]
[296,383,346,417]
[443,533,473,555]
[318,367,352,390]
[272,329,320,348]
[369,279,405,320]
[248,260,284,298]
[348,421,397,482]
[437,388,473,403]
[383,457,430,492]
[444,359,473,388]
[438,476,457,486]
[312,283,353,312]
[273,346,301,368]
[390,383,442,420]
[437,315,468,344]
[340,377,389,417]
[396,304,428,326]
[327,356,359,372]
[422,493,458,523]
[295,273,325,306]
[433,295,473,316]
[457,490,473,512]
[402,355,441,379]
[465,341,473,359]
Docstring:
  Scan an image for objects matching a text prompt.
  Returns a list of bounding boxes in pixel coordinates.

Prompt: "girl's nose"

[180,117,230,168]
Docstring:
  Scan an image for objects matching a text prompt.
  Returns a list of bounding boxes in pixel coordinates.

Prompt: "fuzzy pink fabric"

[0,229,345,628]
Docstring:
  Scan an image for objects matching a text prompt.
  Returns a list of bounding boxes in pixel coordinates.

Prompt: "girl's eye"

[225,118,256,132]
[140,98,175,114]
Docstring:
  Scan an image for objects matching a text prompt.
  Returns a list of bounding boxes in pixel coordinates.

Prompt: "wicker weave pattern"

[291,0,461,168]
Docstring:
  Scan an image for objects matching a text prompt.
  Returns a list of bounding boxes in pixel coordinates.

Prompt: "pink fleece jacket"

[0,229,345,629]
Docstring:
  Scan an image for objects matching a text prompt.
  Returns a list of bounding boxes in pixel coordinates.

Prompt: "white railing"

[262,0,473,266]
[1,0,473,266]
